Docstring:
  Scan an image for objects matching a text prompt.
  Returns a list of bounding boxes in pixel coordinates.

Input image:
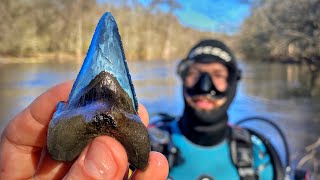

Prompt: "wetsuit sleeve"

[251,135,274,180]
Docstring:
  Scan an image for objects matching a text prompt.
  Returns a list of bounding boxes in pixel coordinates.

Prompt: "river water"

[0,60,319,176]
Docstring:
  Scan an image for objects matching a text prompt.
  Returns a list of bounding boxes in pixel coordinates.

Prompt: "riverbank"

[0,52,311,65]
[0,54,166,64]
[0,53,85,64]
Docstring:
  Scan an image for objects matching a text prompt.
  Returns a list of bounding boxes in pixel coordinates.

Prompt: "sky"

[175,0,251,33]
[140,0,252,33]
[101,0,252,34]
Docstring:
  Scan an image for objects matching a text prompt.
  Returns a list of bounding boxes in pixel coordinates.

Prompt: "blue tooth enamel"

[68,12,138,111]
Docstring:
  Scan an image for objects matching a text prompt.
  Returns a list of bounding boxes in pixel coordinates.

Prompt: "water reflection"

[129,61,184,117]
[0,63,80,131]
[0,60,319,173]
[240,61,320,99]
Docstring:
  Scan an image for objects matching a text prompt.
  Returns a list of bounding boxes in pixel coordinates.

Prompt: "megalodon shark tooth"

[47,12,150,170]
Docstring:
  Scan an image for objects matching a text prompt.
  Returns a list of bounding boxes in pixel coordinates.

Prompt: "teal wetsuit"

[168,121,274,180]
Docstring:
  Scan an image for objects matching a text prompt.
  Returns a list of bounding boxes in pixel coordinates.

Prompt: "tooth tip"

[67,12,138,111]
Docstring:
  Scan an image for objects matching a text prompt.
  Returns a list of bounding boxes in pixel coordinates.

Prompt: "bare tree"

[0,0,225,61]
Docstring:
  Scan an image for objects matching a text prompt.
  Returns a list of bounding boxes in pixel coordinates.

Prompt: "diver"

[148,39,287,180]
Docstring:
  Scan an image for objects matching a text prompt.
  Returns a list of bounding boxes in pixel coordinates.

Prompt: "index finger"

[0,81,73,179]
[138,103,149,127]
[2,81,73,149]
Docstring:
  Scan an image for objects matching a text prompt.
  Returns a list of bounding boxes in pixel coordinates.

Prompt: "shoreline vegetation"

[0,0,223,63]
[0,53,85,64]
[0,54,306,64]
[0,0,319,67]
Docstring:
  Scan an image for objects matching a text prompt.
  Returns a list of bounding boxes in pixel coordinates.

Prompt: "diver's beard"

[185,93,227,112]
[184,100,228,125]
[181,95,229,146]
[183,91,228,126]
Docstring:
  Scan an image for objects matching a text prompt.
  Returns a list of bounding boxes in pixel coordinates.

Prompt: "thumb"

[63,136,128,180]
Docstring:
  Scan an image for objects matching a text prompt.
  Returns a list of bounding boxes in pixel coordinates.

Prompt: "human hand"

[0,81,169,179]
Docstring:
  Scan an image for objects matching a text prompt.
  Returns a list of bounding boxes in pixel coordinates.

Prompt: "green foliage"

[237,0,320,63]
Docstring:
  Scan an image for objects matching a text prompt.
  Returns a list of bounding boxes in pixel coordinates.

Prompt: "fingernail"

[84,139,117,179]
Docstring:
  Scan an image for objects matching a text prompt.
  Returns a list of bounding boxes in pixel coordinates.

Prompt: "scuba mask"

[185,72,227,99]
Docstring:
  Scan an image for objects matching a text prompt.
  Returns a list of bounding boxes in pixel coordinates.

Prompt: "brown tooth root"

[47,111,150,170]
[114,113,150,170]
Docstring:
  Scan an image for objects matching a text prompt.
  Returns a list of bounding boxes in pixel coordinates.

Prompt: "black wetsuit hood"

[177,39,241,146]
